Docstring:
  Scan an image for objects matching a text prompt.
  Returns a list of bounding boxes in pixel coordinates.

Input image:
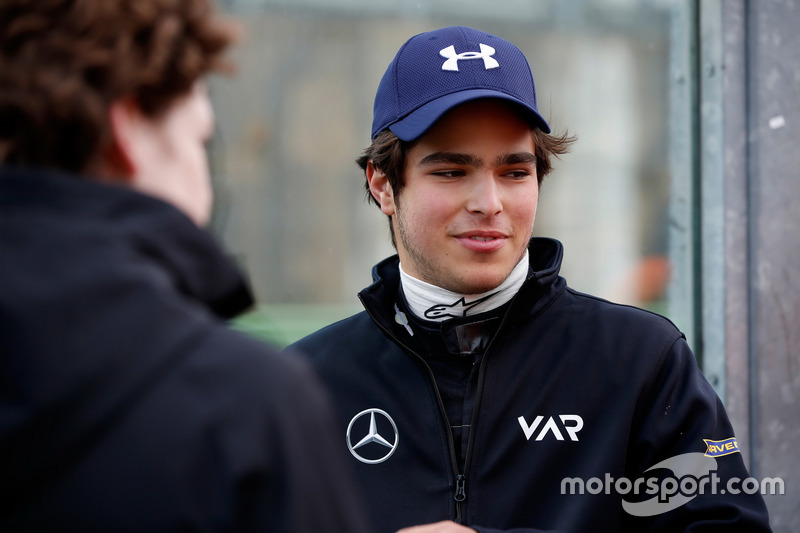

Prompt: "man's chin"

[446,271,510,295]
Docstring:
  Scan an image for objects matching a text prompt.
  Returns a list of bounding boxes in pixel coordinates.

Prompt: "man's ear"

[366,161,396,216]
[99,98,143,181]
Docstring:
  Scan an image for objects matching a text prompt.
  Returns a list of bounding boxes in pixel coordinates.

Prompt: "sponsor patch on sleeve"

[703,437,740,457]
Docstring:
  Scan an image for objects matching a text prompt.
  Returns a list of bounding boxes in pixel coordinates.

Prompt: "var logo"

[518,414,583,441]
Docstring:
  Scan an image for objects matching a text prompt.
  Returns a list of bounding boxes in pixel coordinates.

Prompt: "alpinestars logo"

[440,43,499,72]
[424,293,497,320]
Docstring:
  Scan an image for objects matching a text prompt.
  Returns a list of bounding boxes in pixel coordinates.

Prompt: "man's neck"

[399,251,529,322]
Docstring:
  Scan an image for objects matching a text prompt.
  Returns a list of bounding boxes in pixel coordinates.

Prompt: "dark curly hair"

[0,0,238,173]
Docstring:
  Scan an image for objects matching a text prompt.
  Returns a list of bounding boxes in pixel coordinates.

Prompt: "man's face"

[129,82,215,226]
[386,99,539,294]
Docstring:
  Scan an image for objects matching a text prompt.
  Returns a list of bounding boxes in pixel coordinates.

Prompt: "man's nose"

[466,173,503,216]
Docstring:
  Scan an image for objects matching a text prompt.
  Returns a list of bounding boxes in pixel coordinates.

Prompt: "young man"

[0,1,367,531]
[290,26,771,532]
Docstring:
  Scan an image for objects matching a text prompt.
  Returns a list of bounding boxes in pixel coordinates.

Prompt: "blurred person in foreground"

[0,1,368,531]
[289,26,771,532]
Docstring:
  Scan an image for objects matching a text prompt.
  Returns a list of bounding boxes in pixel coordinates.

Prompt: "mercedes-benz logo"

[346,408,399,464]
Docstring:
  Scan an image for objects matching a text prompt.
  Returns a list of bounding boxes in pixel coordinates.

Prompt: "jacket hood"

[0,168,253,497]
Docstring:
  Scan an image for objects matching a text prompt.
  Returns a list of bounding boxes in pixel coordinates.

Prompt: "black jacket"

[0,168,368,533]
[291,238,771,532]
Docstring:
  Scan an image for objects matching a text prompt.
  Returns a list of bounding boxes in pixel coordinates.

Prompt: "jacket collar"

[359,237,566,339]
[0,167,253,318]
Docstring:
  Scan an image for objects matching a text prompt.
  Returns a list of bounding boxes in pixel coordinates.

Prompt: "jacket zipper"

[450,300,518,523]
[359,295,519,525]
[454,474,467,522]
[360,297,467,523]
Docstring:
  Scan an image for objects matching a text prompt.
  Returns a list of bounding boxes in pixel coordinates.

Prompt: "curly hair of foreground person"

[0,0,238,172]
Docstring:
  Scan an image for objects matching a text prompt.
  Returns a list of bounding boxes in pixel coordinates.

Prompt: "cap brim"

[387,89,551,141]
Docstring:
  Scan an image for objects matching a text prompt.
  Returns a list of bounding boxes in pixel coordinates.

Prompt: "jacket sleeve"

[621,337,772,532]
[231,344,371,533]
[470,526,562,533]
[176,329,371,533]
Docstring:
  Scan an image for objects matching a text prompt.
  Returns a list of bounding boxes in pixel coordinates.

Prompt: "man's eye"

[505,170,531,179]
[433,170,464,178]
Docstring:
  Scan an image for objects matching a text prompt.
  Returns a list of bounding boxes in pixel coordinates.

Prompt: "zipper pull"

[394,303,414,336]
[454,474,466,502]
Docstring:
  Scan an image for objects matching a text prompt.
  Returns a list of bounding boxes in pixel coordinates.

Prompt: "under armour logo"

[424,292,497,320]
[440,43,499,72]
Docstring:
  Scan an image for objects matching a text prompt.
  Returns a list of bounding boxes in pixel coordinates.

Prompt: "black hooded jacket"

[0,168,368,533]
[291,238,771,533]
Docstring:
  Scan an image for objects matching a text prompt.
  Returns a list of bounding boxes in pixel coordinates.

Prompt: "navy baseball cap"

[371,26,551,141]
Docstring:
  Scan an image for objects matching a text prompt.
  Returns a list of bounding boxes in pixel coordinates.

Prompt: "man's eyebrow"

[417,152,482,167]
[496,152,537,166]
[416,151,536,167]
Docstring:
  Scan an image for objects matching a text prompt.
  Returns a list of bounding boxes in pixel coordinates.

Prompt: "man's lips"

[454,231,508,252]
